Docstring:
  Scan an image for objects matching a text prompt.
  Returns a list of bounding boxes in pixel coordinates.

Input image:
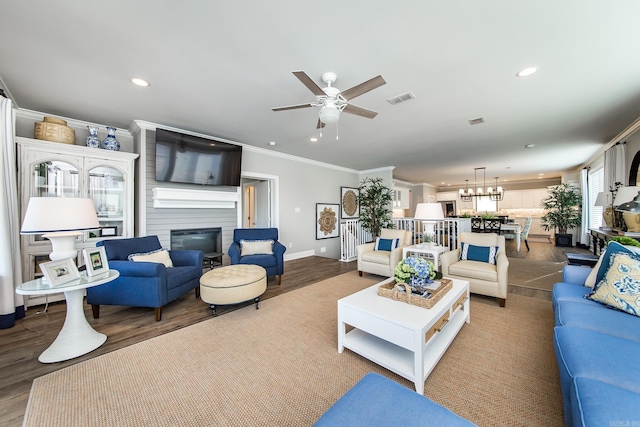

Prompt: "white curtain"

[0,96,24,328]
[579,168,590,246]
[604,142,626,191]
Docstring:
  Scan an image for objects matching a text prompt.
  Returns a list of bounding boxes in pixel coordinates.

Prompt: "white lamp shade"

[414,203,444,220]
[594,191,611,207]
[21,197,100,234]
[614,187,640,206]
[318,106,340,124]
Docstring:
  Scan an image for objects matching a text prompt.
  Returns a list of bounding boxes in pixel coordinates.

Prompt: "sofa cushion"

[555,300,640,342]
[572,377,640,427]
[128,248,173,268]
[240,239,274,256]
[459,242,498,265]
[361,249,392,265]
[587,253,640,316]
[448,259,497,282]
[554,326,640,426]
[166,266,201,290]
[236,254,277,268]
[375,237,399,251]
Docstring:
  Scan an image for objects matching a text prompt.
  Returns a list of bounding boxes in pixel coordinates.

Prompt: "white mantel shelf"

[152,187,239,209]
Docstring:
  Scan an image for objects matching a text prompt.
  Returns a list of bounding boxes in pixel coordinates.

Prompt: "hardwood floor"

[0,241,590,426]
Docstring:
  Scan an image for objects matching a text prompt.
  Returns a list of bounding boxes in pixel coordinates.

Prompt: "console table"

[16,270,119,363]
[589,228,640,255]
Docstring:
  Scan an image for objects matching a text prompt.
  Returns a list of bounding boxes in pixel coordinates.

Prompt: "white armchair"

[440,232,509,307]
[357,228,413,278]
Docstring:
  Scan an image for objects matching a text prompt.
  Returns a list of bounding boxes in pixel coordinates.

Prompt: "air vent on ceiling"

[468,117,486,125]
[387,91,416,105]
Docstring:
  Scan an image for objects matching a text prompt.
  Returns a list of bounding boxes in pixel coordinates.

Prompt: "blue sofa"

[314,373,475,426]
[86,236,204,321]
[552,245,640,426]
[228,228,286,285]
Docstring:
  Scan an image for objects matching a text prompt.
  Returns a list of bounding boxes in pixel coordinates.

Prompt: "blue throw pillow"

[375,237,399,251]
[593,241,640,291]
[459,242,498,265]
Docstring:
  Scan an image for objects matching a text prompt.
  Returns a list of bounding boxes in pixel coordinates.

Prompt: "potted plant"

[357,177,394,238]
[540,183,582,247]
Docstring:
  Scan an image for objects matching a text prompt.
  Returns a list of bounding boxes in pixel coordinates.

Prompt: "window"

[588,167,604,229]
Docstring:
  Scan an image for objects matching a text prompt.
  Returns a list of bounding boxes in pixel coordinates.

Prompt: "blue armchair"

[228,228,286,285]
[86,236,204,321]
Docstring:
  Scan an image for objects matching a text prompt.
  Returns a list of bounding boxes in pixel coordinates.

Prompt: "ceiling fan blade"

[316,119,326,129]
[340,75,386,101]
[272,103,314,111]
[343,103,378,119]
[292,71,326,96]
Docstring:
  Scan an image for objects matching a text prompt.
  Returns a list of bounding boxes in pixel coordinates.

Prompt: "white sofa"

[357,228,412,278]
[440,232,509,307]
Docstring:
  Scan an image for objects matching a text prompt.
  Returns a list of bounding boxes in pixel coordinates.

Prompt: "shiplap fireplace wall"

[140,127,240,265]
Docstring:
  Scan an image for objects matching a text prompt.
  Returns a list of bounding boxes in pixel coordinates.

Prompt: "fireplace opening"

[170,227,222,269]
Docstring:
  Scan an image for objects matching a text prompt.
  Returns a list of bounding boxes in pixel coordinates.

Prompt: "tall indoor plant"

[540,183,582,247]
[357,177,394,238]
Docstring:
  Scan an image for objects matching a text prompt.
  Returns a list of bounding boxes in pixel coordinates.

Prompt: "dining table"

[500,223,522,251]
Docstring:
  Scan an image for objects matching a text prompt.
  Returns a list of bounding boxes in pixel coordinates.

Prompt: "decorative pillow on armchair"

[374,237,399,251]
[459,242,498,265]
[587,253,640,317]
[128,248,174,268]
[240,239,274,256]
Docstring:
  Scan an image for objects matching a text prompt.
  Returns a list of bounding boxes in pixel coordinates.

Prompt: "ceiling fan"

[272,71,386,129]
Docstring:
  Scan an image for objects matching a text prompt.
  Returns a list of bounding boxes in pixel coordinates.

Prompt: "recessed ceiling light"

[310,137,318,142]
[525,144,535,149]
[130,77,150,87]
[516,67,538,77]
[267,141,276,146]
[539,173,544,176]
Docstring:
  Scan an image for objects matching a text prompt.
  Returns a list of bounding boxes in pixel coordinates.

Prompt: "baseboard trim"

[284,250,315,261]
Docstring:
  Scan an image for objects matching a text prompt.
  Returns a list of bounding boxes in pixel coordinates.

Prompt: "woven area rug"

[24,271,562,426]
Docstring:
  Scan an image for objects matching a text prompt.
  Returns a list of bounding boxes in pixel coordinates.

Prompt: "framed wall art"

[100,226,118,237]
[83,246,110,277]
[316,203,339,239]
[340,187,359,219]
[40,258,81,287]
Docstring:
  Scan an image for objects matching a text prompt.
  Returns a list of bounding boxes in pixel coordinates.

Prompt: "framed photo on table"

[316,203,340,240]
[40,258,81,286]
[83,246,110,277]
[340,187,359,219]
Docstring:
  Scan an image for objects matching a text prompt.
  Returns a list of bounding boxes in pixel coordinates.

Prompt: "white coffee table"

[16,270,119,363]
[338,277,470,394]
[402,244,449,271]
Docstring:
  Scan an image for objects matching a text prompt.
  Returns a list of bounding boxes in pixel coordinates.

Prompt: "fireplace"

[170,227,222,269]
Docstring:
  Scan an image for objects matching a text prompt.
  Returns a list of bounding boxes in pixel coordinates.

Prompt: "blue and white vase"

[102,126,120,151]
[86,126,101,148]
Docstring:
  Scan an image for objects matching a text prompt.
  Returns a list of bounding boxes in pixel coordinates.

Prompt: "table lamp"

[414,203,445,244]
[614,186,640,232]
[21,197,100,260]
[594,191,613,229]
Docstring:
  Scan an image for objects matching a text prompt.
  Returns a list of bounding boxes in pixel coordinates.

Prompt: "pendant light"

[489,176,505,201]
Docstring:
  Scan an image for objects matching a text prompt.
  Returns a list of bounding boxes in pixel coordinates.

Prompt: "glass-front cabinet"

[17,137,138,306]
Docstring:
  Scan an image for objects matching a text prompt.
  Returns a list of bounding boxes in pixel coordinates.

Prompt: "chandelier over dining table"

[459,167,505,201]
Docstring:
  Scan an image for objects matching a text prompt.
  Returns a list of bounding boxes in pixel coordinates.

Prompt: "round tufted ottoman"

[200,264,267,315]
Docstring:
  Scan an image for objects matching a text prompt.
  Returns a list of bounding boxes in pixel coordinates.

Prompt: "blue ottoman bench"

[314,373,475,426]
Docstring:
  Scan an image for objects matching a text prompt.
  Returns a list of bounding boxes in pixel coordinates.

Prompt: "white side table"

[402,244,449,271]
[16,270,119,363]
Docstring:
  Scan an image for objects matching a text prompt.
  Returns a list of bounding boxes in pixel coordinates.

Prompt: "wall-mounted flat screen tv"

[155,128,242,186]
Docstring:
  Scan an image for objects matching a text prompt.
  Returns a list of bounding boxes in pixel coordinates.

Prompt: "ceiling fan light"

[319,106,340,124]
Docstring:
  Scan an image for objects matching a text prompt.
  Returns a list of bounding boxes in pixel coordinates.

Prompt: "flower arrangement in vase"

[394,256,440,296]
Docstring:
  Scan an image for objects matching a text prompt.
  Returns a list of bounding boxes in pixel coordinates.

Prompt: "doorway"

[240,173,278,228]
